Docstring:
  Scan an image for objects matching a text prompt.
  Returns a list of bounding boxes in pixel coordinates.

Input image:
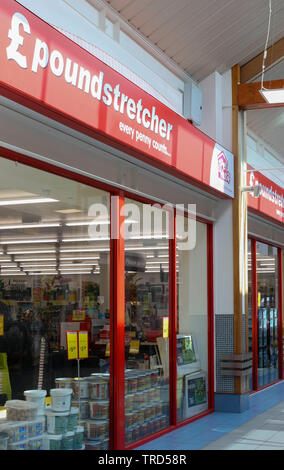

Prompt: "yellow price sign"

[66,331,78,360]
[163,317,169,338]
[72,309,86,321]
[0,315,4,336]
[78,331,88,359]
[129,339,140,355]
[105,342,110,357]
[258,292,261,307]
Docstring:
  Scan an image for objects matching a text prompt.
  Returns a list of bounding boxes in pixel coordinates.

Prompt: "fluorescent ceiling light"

[0,198,58,206]
[126,235,169,240]
[60,272,93,275]
[28,272,58,275]
[147,261,169,265]
[66,220,110,226]
[65,219,137,226]
[55,209,82,214]
[62,237,110,242]
[60,256,100,260]
[1,239,57,244]
[259,88,284,104]
[24,267,56,272]
[59,263,97,267]
[59,266,93,270]
[22,264,57,268]
[0,223,60,230]
[8,250,56,254]
[0,273,26,276]
[60,248,109,253]
[1,270,21,273]
[14,257,56,262]
[257,258,275,262]
[145,270,169,273]
[125,245,168,251]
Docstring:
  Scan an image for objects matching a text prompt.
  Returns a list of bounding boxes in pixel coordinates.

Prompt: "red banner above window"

[0,0,234,198]
[247,165,284,225]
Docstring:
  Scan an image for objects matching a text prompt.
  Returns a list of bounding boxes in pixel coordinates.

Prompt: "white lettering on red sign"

[6,12,30,68]
[5,12,174,153]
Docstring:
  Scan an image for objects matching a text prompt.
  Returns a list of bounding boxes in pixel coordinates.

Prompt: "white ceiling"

[106,0,284,176]
[106,0,284,81]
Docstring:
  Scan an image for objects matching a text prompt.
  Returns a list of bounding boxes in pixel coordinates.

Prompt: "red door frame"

[248,235,284,393]
[250,238,258,391]
[110,195,125,450]
[169,208,177,426]
[0,148,215,449]
[278,247,283,380]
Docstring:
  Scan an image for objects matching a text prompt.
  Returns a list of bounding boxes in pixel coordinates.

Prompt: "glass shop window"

[0,158,111,450]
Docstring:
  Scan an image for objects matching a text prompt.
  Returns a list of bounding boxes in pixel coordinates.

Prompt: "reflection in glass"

[256,242,278,388]
[176,216,208,422]
[0,159,110,450]
[124,199,170,445]
[248,239,253,391]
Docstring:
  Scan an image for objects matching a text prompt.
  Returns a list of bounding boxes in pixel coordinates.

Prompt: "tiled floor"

[136,381,284,450]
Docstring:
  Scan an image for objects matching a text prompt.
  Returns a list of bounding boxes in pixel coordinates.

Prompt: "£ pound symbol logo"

[6,12,30,69]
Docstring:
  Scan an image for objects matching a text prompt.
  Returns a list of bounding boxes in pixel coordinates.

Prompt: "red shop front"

[247,168,284,393]
[0,0,234,450]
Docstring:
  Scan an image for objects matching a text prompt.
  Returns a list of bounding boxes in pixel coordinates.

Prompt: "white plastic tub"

[67,407,79,431]
[28,417,46,437]
[8,439,29,450]
[46,410,69,435]
[61,431,74,450]
[24,390,47,416]
[72,378,89,399]
[5,400,38,421]
[0,420,29,443]
[0,432,9,450]
[50,388,72,412]
[74,426,84,450]
[28,435,44,450]
[44,433,62,450]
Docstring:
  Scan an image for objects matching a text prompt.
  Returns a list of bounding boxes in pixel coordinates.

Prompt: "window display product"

[85,419,109,440]
[67,408,79,431]
[62,431,75,450]
[0,420,28,442]
[5,400,38,421]
[55,378,74,394]
[50,388,73,412]
[177,335,197,365]
[24,390,47,416]
[182,371,207,419]
[46,409,69,435]
[44,433,62,450]
[74,426,84,450]
[71,400,89,419]
[89,400,109,420]
[28,435,45,450]
[72,378,89,399]
[0,432,9,450]
[124,369,168,444]
[0,393,88,450]
[89,376,109,400]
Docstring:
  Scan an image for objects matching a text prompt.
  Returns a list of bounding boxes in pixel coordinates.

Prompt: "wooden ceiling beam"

[240,37,284,83]
[237,79,284,110]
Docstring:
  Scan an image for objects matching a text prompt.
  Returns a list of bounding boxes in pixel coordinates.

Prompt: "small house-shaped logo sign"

[217,151,231,184]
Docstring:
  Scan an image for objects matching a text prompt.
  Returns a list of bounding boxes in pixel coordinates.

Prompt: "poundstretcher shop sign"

[0,0,234,198]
